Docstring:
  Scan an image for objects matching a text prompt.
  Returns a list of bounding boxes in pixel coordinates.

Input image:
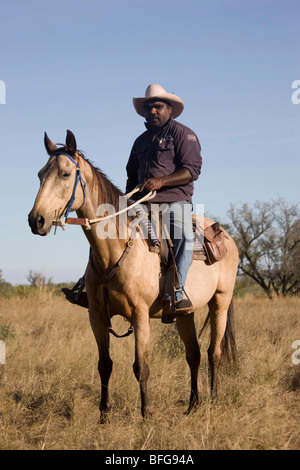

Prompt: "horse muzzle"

[28,210,52,236]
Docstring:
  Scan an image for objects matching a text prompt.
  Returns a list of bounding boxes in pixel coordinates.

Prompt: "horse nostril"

[37,215,45,229]
[28,211,47,235]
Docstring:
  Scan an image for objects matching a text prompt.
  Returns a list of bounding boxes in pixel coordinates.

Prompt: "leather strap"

[89,237,135,338]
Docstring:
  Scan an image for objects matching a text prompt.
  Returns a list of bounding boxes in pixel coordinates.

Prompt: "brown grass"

[0,291,299,450]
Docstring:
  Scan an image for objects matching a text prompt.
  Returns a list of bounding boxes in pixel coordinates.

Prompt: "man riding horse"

[29,111,237,418]
[126,84,202,322]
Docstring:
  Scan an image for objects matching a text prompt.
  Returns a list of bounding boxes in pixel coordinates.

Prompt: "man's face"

[144,100,172,129]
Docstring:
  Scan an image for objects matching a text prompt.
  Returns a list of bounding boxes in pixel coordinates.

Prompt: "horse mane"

[81,153,132,238]
[56,144,124,209]
[84,156,124,209]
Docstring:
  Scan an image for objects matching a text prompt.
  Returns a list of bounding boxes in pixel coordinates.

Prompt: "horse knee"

[186,345,200,369]
[133,360,150,382]
[98,357,113,382]
[176,316,200,368]
[208,345,221,367]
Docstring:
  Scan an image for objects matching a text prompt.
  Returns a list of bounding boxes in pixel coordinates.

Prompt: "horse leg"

[89,308,113,422]
[132,312,152,418]
[207,293,232,399]
[176,314,201,413]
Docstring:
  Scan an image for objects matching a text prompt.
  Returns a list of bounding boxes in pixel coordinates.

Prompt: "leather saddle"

[158,215,228,266]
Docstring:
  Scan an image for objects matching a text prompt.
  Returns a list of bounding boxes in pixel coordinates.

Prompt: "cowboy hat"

[133,84,184,119]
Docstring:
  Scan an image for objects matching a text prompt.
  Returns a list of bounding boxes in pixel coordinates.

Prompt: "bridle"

[53,151,86,220]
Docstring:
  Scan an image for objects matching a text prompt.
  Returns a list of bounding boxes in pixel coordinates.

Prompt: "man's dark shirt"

[126,118,202,203]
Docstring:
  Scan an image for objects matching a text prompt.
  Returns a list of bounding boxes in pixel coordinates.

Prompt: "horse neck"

[76,156,128,271]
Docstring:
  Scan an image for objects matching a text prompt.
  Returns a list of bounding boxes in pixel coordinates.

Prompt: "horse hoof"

[99,405,111,424]
[184,398,200,415]
[142,407,153,419]
[99,411,109,424]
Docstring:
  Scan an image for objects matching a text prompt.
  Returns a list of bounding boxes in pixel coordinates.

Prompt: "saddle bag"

[204,222,227,265]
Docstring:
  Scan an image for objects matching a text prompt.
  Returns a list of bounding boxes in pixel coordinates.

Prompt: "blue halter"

[54,152,86,220]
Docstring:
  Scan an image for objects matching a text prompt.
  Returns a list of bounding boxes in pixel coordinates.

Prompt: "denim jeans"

[134,201,194,301]
[161,201,194,301]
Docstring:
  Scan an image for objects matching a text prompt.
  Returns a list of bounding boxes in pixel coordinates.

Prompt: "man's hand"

[139,168,192,193]
[139,177,164,193]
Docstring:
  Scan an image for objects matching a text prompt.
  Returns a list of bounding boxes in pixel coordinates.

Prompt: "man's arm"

[125,148,139,193]
[139,168,192,193]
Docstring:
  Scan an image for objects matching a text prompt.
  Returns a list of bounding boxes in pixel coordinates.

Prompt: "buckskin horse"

[28,130,239,420]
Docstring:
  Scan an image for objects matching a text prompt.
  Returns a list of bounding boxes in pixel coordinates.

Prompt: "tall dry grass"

[0,291,299,450]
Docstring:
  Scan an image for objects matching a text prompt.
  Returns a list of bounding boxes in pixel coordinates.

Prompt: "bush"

[0,269,76,299]
[0,323,15,341]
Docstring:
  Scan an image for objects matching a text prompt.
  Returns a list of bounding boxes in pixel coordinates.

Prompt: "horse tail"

[221,299,237,363]
[198,298,237,363]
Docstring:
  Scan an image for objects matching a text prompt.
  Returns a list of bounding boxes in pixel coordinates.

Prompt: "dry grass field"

[0,290,299,450]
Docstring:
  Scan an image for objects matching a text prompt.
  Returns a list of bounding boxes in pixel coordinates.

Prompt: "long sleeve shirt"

[126,118,202,203]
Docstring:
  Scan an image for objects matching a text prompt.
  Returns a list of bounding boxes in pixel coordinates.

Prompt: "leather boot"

[174,299,194,316]
[61,288,89,309]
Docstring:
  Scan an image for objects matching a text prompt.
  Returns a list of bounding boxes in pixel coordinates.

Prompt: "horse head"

[28,130,86,236]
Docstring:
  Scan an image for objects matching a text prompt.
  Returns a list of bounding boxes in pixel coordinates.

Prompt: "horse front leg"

[89,308,113,423]
[132,312,152,419]
[176,314,201,413]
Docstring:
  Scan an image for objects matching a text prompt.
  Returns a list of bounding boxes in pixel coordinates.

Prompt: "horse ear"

[66,130,77,155]
[44,132,58,155]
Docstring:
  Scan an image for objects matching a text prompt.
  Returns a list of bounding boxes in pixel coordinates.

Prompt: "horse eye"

[61,172,71,179]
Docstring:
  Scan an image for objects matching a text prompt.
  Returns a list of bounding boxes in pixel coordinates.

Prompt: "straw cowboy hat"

[133,84,184,119]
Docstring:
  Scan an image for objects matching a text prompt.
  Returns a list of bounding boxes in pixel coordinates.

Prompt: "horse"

[28,130,239,420]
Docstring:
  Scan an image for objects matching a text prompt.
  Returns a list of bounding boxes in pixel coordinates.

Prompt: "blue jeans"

[161,201,194,301]
[135,201,194,301]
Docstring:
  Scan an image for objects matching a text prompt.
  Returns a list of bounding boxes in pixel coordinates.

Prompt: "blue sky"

[0,0,299,284]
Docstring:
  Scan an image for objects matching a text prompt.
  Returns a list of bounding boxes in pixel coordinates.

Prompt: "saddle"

[158,215,228,266]
[192,217,228,265]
